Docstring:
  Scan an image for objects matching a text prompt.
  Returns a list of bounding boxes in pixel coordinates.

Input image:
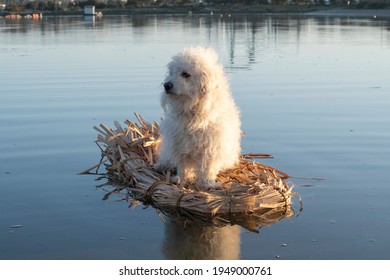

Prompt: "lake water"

[1,13,389,260]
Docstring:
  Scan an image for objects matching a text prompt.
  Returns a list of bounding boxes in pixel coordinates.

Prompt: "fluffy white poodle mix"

[156,46,241,187]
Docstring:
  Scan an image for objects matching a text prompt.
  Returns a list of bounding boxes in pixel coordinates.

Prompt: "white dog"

[156,46,241,187]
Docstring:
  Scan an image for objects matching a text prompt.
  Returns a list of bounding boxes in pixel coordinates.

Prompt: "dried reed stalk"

[82,113,297,231]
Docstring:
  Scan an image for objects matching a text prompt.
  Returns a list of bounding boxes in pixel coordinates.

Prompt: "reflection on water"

[2,14,389,71]
[84,15,97,26]
[1,14,390,259]
[163,221,241,260]
[160,202,297,259]
[99,172,297,260]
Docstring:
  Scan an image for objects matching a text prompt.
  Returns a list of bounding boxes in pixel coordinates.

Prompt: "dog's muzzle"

[164,82,173,93]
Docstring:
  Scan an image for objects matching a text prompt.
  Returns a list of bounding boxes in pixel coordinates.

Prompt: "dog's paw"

[154,161,174,172]
[154,162,177,180]
[153,162,164,171]
[171,175,181,184]
[200,180,223,191]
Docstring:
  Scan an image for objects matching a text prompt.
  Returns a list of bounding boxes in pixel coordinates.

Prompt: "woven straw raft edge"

[81,113,298,231]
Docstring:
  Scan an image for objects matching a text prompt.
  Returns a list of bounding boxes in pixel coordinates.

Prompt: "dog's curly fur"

[156,46,241,187]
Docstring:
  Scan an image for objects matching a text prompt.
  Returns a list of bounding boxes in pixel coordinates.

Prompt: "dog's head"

[162,46,223,101]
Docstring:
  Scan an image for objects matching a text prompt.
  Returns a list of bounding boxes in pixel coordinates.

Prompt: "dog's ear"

[200,71,210,95]
[200,86,207,95]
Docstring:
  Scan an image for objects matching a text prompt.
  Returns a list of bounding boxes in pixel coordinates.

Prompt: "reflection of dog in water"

[163,221,241,260]
[155,46,241,187]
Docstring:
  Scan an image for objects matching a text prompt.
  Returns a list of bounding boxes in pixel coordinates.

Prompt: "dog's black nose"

[164,82,173,92]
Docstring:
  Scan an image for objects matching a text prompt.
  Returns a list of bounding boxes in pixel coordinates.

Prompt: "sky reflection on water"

[1,14,390,259]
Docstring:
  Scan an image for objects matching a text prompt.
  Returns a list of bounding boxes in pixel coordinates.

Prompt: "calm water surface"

[1,14,390,259]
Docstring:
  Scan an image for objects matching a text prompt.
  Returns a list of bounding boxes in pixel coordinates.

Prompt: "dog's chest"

[169,116,210,153]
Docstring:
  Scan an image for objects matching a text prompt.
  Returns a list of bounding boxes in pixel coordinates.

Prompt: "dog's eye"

[181,72,191,79]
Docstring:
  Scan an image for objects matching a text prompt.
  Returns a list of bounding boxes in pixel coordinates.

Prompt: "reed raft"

[81,113,297,231]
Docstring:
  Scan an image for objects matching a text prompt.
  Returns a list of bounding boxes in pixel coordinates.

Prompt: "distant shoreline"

[305,8,390,18]
[53,7,390,19]
[2,5,390,19]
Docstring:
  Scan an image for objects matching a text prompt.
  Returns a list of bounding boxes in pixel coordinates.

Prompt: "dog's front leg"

[197,165,223,190]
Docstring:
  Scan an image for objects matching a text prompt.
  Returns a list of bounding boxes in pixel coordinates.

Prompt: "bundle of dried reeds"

[81,113,297,231]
